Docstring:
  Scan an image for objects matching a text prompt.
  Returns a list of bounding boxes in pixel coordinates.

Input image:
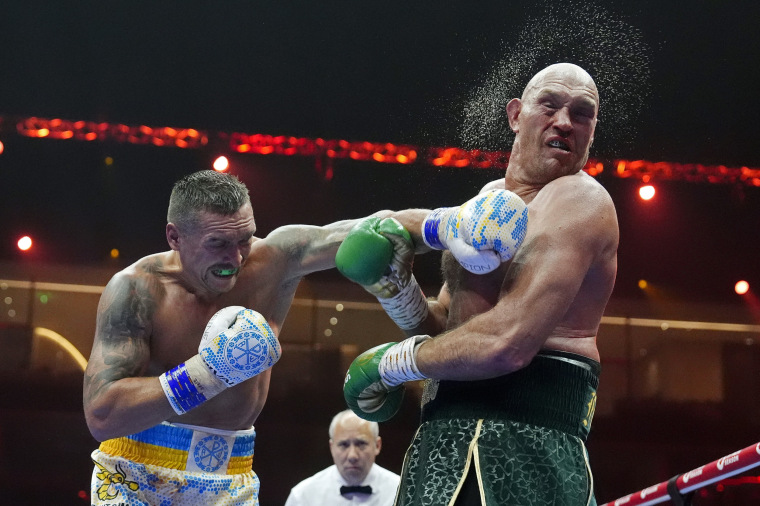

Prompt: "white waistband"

[166,421,256,438]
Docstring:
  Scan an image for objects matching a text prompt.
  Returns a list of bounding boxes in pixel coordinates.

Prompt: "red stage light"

[17,236,32,251]
[639,185,655,200]
[735,280,750,295]
[213,156,229,172]
[7,114,760,185]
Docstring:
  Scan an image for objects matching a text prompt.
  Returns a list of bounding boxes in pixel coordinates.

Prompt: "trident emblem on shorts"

[193,435,230,472]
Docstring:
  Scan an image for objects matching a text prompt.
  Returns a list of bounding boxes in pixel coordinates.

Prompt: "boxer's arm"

[261,209,432,279]
[414,177,618,380]
[479,178,506,193]
[398,281,450,338]
[83,271,174,441]
[385,209,435,254]
[342,283,450,422]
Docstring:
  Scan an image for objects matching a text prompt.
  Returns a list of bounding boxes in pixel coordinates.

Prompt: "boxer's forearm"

[84,376,177,442]
[380,209,433,253]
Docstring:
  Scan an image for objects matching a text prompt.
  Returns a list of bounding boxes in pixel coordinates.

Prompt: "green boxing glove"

[343,335,431,422]
[343,343,404,423]
[337,217,429,330]
[336,217,412,287]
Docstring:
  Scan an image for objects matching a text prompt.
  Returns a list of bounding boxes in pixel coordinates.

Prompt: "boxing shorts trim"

[421,349,600,440]
[98,422,255,475]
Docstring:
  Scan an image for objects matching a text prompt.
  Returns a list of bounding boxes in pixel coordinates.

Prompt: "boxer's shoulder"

[479,178,506,193]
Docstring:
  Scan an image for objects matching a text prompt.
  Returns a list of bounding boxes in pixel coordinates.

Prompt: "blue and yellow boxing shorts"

[91,422,259,505]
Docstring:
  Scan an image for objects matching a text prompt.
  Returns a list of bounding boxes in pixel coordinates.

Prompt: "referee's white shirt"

[284,463,400,506]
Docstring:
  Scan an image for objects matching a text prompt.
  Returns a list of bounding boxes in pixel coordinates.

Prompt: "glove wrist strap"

[159,355,227,415]
[422,207,453,250]
[377,275,429,330]
[379,335,431,387]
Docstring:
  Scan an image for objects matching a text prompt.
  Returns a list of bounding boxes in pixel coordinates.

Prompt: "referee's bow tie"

[340,485,372,495]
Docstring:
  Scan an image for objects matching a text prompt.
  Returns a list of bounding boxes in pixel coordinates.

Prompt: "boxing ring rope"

[601,442,760,505]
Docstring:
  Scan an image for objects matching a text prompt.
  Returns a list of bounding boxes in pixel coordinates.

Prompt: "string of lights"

[3,115,759,186]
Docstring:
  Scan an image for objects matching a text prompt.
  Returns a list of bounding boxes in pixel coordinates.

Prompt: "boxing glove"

[336,216,410,289]
[344,335,430,422]
[336,217,428,330]
[159,306,282,415]
[422,189,528,274]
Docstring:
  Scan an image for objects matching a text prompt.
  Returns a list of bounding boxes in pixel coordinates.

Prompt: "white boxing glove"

[422,189,528,274]
[159,306,282,415]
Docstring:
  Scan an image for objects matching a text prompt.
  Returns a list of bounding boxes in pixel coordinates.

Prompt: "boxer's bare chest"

[144,274,286,428]
[441,251,510,329]
[147,269,297,372]
[149,301,218,372]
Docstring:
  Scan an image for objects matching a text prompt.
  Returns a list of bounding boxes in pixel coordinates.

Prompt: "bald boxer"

[343,63,618,505]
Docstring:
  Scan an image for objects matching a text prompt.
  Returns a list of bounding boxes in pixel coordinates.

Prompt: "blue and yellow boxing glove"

[336,217,428,330]
[159,306,282,415]
[423,189,528,274]
[344,335,431,422]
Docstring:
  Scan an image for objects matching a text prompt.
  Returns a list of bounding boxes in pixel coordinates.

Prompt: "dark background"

[1,1,760,504]
[0,1,758,165]
[0,0,759,304]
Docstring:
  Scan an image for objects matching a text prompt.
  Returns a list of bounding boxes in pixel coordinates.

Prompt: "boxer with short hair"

[83,170,436,505]
[342,63,618,505]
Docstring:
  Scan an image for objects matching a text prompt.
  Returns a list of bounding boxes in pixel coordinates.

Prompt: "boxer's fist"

[160,306,282,415]
[198,307,282,387]
[422,189,528,274]
[343,343,404,423]
[336,217,414,298]
[201,305,244,343]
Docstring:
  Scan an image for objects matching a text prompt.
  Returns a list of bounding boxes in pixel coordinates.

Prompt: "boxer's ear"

[506,98,522,133]
[166,223,180,250]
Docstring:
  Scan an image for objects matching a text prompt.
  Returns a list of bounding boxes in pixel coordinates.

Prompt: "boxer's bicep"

[84,273,154,408]
[487,192,603,350]
[263,221,359,278]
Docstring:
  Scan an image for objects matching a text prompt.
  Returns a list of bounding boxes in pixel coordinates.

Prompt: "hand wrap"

[160,306,281,415]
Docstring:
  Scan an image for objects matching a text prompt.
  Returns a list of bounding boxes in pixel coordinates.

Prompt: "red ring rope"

[600,441,760,505]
